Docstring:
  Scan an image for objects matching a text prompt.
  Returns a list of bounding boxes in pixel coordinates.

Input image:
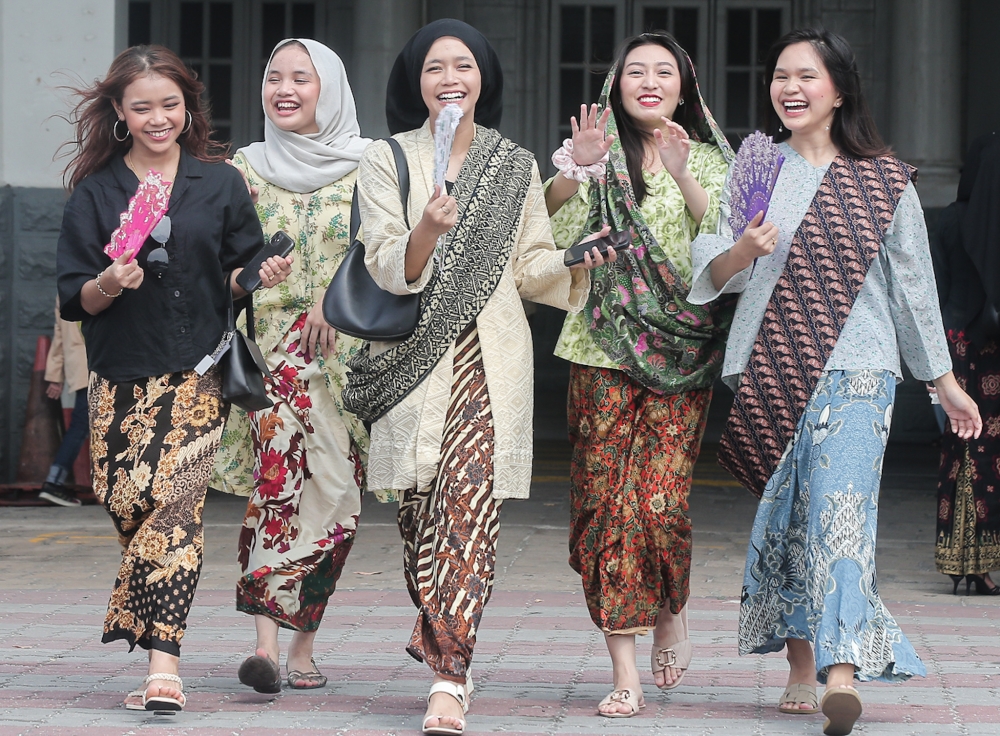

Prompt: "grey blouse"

[689,143,951,391]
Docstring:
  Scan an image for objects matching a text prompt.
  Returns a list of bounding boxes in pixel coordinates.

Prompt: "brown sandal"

[287,658,327,689]
[778,683,819,714]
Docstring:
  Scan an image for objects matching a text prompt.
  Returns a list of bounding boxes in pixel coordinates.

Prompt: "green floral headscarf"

[584,46,736,395]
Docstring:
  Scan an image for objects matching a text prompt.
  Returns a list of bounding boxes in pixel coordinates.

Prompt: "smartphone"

[236,231,295,292]
[563,229,632,267]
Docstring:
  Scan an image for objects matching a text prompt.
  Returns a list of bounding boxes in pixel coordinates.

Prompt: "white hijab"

[240,39,370,193]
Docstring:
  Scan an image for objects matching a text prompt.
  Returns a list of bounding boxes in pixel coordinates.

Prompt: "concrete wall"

[0,1,116,481]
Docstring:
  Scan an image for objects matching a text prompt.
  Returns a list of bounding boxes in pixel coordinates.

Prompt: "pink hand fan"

[728,131,784,240]
[104,170,171,261]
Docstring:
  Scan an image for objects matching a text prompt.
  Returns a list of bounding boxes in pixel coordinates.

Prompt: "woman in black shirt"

[57,45,291,713]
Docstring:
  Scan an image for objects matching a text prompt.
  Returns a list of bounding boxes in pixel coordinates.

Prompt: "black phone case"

[563,229,632,266]
[236,231,295,292]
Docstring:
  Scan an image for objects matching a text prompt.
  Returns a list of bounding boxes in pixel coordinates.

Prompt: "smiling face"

[770,42,842,138]
[115,74,187,158]
[617,43,683,131]
[420,36,481,126]
[264,43,321,135]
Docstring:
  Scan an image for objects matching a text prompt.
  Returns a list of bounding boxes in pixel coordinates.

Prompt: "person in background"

[544,31,734,718]
[931,130,1000,596]
[212,38,372,694]
[690,28,980,736]
[40,297,89,507]
[57,44,291,713]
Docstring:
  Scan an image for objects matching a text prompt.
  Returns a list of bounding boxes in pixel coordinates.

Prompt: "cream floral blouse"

[547,140,730,368]
[212,154,368,496]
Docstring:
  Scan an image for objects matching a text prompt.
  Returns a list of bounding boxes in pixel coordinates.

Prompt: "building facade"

[1,0,997,479]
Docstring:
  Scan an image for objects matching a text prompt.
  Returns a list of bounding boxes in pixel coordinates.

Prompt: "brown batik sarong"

[89,368,227,654]
[568,364,711,633]
[397,323,501,679]
[718,156,913,497]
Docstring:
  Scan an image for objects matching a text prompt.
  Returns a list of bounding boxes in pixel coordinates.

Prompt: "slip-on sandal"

[238,653,281,694]
[422,679,469,735]
[142,673,185,713]
[821,686,863,736]
[287,658,328,689]
[597,688,645,718]
[778,683,820,714]
[124,687,146,711]
[651,637,691,690]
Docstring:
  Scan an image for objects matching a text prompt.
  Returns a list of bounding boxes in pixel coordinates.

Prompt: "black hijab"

[385,19,503,135]
[932,131,999,339]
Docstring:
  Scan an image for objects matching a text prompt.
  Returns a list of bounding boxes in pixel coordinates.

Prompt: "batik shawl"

[342,127,534,421]
[584,57,737,395]
[718,155,914,497]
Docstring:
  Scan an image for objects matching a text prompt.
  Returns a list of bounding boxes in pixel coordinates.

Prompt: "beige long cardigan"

[356,122,589,502]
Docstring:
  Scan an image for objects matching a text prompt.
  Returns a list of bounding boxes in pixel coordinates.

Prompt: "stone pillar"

[352,0,423,138]
[888,0,962,206]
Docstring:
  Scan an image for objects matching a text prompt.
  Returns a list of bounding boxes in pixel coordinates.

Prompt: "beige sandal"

[142,673,185,713]
[123,686,146,711]
[778,683,819,714]
[597,688,645,718]
[422,679,469,735]
[651,638,691,690]
[821,686,862,736]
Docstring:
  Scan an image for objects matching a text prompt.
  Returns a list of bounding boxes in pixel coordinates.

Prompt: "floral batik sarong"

[935,330,1000,575]
[739,369,926,683]
[89,368,226,654]
[568,364,711,633]
[397,323,501,678]
[236,314,365,631]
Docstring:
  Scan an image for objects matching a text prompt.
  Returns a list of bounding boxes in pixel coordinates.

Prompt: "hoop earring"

[181,110,193,134]
[113,119,130,142]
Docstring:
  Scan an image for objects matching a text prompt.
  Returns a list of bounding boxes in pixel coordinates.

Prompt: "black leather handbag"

[220,280,273,411]
[323,138,420,341]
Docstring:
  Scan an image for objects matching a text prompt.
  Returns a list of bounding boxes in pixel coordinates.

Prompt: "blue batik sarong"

[738,369,926,683]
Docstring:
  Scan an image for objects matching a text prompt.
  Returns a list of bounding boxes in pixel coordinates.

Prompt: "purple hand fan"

[728,131,784,240]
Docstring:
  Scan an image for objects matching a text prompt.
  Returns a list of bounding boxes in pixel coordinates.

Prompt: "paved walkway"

[1,443,997,735]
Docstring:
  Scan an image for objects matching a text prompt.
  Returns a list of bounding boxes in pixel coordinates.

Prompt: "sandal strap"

[428,680,469,714]
[144,673,183,688]
[653,638,692,671]
[780,683,818,707]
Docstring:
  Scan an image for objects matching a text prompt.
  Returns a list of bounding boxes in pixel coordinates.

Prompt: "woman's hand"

[417,185,458,240]
[105,249,145,292]
[935,372,983,440]
[46,382,63,400]
[570,225,621,270]
[258,254,294,289]
[732,212,779,262]
[570,104,615,167]
[654,118,692,178]
[300,300,337,360]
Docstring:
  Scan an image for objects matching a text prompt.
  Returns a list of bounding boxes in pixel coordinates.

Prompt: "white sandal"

[422,679,469,735]
[143,673,185,713]
[124,687,146,711]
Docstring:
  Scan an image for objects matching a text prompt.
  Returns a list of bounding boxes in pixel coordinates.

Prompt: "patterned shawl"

[342,126,534,422]
[584,52,736,395]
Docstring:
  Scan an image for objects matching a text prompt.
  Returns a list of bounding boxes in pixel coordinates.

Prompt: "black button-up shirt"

[57,150,264,383]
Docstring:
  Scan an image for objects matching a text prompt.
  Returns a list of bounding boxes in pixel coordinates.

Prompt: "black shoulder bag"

[220,279,274,411]
[322,138,420,341]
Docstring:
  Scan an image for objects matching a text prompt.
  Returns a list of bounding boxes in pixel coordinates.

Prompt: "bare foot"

[424,676,466,732]
[144,678,184,706]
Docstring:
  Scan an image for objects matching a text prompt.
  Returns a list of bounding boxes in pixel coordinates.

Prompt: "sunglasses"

[147,215,171,278]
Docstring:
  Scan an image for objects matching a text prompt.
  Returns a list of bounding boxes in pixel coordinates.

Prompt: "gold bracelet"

[95,270,123,298]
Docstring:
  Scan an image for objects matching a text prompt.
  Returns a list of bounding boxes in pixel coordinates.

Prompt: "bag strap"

[225,274,255,340]
[350,137,410,242]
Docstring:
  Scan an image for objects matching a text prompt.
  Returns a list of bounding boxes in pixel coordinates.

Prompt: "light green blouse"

[548,141,730,368]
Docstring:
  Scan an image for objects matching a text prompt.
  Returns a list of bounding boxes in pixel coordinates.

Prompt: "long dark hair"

[763,28,889,159]
[61,45,226,190]
[608,32,701,206]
